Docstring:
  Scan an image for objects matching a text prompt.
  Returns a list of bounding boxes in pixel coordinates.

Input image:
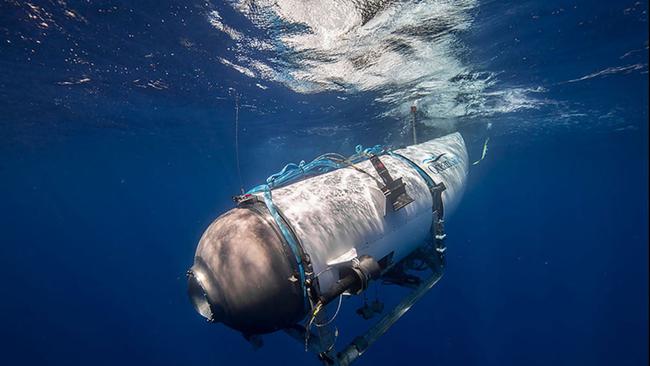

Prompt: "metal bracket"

[233,193,256,205]
[368,155,414,212]
[334,250,444,366]
[287,247,445,366]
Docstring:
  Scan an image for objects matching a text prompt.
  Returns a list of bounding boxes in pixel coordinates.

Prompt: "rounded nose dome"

[188,207,306,334]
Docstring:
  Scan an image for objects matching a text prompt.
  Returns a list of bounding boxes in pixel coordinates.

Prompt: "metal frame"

[292,243,445,366]
[293,153,450,366]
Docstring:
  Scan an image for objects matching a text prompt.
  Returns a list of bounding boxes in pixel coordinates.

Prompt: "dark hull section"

[188,207,305,334]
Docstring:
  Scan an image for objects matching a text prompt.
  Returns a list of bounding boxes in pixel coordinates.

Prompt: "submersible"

[188,132,468,364]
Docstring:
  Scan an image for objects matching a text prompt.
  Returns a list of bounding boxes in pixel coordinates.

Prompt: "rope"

[303,296,343,352]
[234,93,244,194]
[247,144,386,194]
[304,301,324,351]
[411,105,418,145]
[315,295,343,328]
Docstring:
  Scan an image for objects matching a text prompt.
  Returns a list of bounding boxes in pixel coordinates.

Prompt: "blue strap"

[388,152,437,193]
[243,144,388,312]
[260,186,309,311]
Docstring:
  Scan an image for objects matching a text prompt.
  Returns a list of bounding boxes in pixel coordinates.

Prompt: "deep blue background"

[1,1,647,365]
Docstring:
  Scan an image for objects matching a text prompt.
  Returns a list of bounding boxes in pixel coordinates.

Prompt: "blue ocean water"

[0,1,647,365]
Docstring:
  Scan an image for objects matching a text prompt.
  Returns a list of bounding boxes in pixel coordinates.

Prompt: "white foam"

[211,0,545,121]
[207,10,244,41]
[218,57,256,78]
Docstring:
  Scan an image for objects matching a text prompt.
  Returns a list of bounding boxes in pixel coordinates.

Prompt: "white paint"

[259,132,468,292]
